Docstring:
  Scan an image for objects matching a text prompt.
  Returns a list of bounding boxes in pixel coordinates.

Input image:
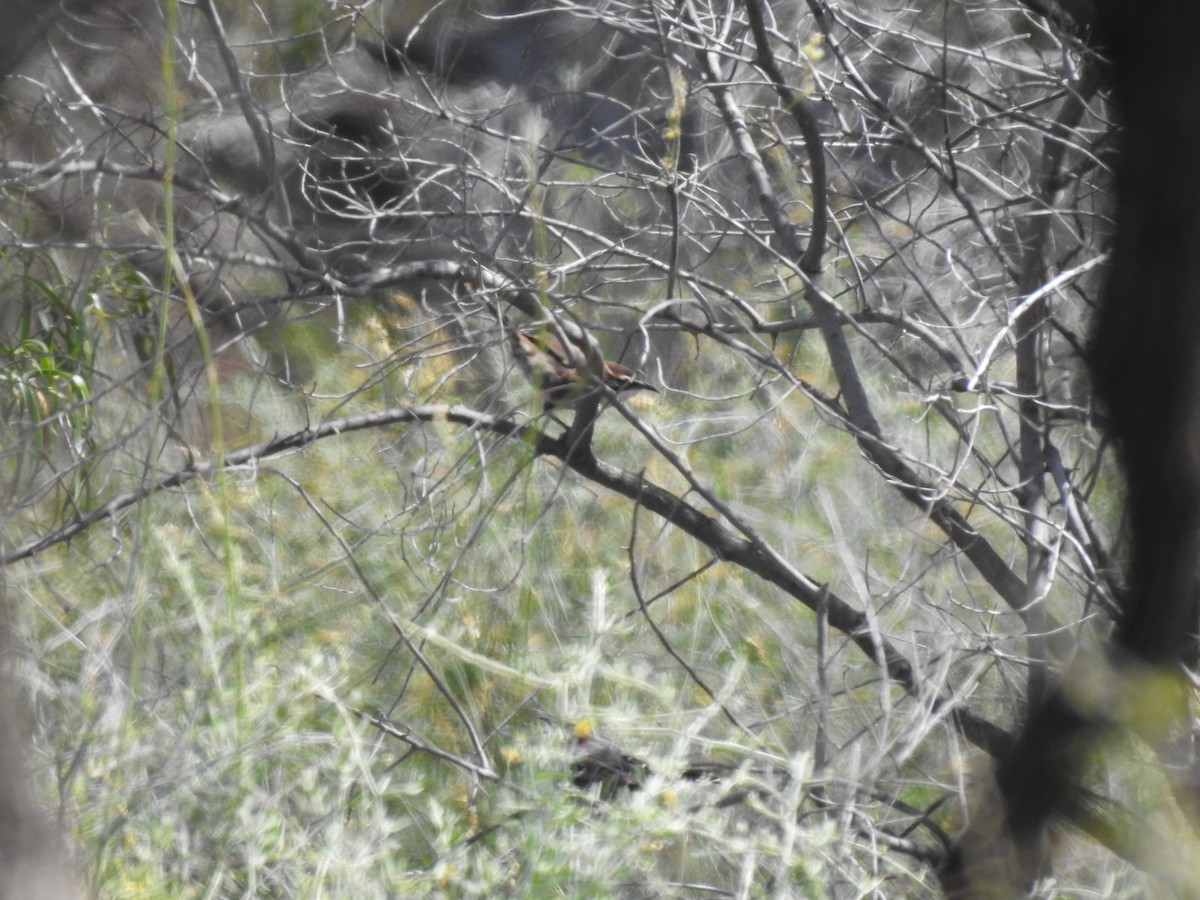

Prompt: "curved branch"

[683,10,1044,640]
[568,426,1010,756]
[2,401,1010,758]
[0,405,534,566]
[741,0,827,275]
[197,0,276,190]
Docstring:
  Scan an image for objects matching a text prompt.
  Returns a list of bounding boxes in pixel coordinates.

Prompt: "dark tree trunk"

[1091,4,1200,668]
[950,2,1200,895]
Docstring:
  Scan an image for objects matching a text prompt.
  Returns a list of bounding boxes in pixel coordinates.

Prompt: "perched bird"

[569,720,742,803]
[511,329,658,410]
[570,720,647,799]
[572,744,648,798]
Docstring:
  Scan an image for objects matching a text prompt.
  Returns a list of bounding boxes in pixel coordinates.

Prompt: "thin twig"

[627,493,746,731]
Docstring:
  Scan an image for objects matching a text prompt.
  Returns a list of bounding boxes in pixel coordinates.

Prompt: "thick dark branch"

[2,403,1010,758]
[565,449,1010,757]
[685,12,1041,636]
[741,0,827,274]
[1012,63,1102,701]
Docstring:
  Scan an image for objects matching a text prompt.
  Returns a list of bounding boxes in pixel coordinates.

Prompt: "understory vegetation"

[1,0,1189,897]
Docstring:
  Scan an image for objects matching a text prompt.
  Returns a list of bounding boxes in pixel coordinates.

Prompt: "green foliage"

[0,250,93,444]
